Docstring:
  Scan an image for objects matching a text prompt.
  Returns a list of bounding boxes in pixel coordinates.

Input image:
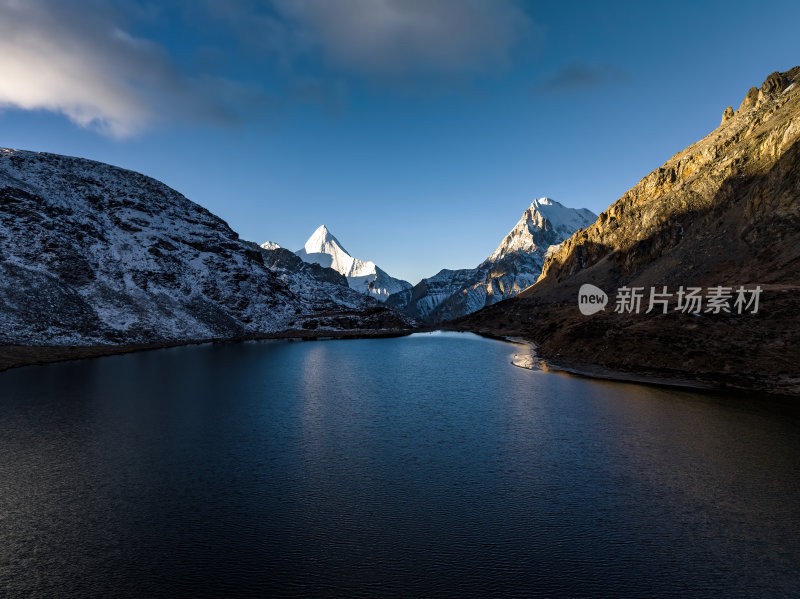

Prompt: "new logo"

[578,284,608,315]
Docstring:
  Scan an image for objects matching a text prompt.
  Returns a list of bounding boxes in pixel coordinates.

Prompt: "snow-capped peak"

[295,225,411,302]
[261,240,281,250]
[526,197,596,234]
[486,197,596,263]
[297,224,372,276]
[302,224,350,257]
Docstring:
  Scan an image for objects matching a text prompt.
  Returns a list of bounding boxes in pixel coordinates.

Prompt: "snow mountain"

[0,149,412,346]
[487,198,597,262]
[387,198,596,322]
[296,225,411,302]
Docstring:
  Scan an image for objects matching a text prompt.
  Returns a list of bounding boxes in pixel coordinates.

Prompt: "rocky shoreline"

[451,312,800,399]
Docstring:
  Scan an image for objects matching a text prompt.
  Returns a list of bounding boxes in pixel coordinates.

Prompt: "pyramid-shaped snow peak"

[295,225,411,302]
[301,225,348,256]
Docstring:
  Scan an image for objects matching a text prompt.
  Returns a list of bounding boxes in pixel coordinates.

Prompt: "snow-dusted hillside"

[296,225,411,301]
[387,198,596,322]
[0,149,411,346]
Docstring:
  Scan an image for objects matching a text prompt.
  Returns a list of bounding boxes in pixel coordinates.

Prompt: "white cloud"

[0,0,173,137]
[0,0,267,138]
[0,0,536,137]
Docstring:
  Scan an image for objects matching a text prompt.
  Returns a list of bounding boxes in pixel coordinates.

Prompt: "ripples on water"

[0,332,799,597]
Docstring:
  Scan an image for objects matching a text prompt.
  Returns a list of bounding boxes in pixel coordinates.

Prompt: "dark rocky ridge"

[0,149,413,349]
[453,67,800,396]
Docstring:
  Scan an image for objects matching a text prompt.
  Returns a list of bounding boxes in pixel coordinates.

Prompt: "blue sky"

[1,0,798,284]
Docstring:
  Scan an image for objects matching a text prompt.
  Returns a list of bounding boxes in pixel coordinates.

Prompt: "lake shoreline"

[5,327,799,597]
[458,328,800,400]
[3,325,798,401]
[0,328,415,373]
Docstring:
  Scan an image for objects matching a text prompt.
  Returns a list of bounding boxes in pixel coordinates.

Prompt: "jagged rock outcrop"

[454,67,800,396]
[0,149,413,347]
[721,106,734,125]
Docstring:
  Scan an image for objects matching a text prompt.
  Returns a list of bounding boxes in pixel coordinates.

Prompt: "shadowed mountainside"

[453,67,800,396]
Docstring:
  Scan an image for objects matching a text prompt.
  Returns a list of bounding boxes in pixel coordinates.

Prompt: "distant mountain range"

[0,147,596,347]
[2,66,797,395]
[387,198,596,323]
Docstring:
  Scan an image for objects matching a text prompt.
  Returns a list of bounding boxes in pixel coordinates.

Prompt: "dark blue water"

[1,332,799,597]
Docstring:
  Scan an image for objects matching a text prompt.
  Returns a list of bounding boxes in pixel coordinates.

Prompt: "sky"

[1,0,798,285]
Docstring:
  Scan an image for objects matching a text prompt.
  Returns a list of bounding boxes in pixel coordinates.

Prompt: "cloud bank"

[0,0,268,137]
[0,0,535,137]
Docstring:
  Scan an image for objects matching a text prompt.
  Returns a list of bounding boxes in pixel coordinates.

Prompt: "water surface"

[1,332,798,597]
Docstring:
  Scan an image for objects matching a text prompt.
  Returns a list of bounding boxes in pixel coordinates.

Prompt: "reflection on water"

[0,332,798,598]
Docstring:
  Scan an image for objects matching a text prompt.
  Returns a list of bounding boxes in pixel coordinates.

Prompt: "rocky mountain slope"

[295,224,411,301]
[388,198,595,323]
[454,67,800,396]
[0,149,412,347]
